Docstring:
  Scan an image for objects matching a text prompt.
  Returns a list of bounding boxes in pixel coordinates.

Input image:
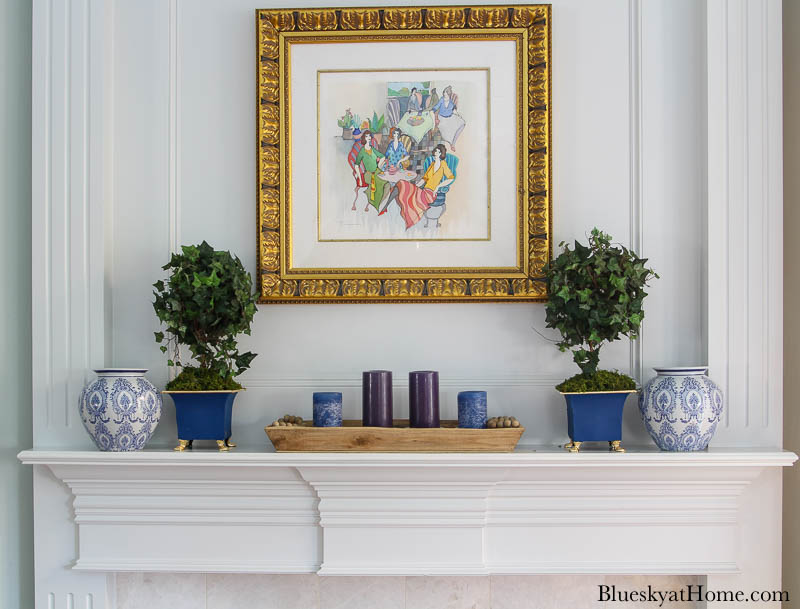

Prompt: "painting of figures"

[317,69,490,242]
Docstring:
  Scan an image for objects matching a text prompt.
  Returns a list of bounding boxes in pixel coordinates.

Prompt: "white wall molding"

[239,375,565,389]
[20,449,795,578]
[168,0,180,257]
[32,0,107,449]
[32,1,111,605]
[628,0,644,385]
[706,0,783,446]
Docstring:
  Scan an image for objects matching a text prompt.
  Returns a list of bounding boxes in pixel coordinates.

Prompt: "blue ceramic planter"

[165,391,240,452]
[562,391,636,452]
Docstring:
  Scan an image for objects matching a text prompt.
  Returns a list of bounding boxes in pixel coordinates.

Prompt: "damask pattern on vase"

[639,367,723,452]
[79,369,162,451]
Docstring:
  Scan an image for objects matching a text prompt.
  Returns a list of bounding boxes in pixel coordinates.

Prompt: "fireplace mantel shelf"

[18,446,797,466]
[19,448,796,576]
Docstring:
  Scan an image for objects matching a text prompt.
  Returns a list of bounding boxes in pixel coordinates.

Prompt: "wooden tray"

[264,419,524,452]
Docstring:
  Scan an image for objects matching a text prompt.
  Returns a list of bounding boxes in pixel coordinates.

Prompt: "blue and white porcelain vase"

[639,367,723,451]
[79,369,162,451]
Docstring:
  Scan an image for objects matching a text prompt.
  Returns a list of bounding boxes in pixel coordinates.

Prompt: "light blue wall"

[0,0,33,607]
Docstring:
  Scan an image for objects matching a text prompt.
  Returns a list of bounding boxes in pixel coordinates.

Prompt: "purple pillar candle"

[362,370,393,427]
[409,371,440,428]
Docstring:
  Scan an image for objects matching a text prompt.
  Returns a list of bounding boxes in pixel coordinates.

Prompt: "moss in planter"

[165,366,242,391]
[556,369,636,393]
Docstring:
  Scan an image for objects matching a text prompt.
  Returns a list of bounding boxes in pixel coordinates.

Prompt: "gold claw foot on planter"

[225,438,236,448]
[565,441,574,451]
[174,439,190,452]
[609,440,625,453]
[567,441,582,453]
[216,440,231,452]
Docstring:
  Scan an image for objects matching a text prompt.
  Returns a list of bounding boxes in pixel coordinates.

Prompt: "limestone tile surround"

[206,574,319,609]
[116,573,702,609]
[319,576,405,609]
[117,573,206,609]
[405,576,490,609]
[490,575,605,609]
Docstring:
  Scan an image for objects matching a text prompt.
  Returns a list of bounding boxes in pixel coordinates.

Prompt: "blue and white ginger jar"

[79,369,162,451]
[639,367,723,451]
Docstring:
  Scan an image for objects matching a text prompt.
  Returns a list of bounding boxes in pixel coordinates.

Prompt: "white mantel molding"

[19,449,796,577]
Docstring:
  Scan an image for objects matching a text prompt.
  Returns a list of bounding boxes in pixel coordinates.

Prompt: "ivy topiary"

[544,228,658,388]
[153,241,258,391]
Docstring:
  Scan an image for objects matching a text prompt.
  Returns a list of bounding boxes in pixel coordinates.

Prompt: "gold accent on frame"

[468,7,510,28]
[342,279,383,297]
[340,9,381,30]
[512,278,546,297]
[382,8,423,29]
[529,109,548,149]
[469,279,510,297]
[428,279,469,297]
[511,6,548,27]
[256,5,552,303]
[529,66,547,106]
[259,22,279,60]
[261,146,280,187]
[262,232,280,272]
[261,188,280,229]
[529,237,549,276]
[297,9,338,31]
[384,279,425,297]
[260,103,279,145]
[300,280,341,297]
[260,61,279,103]
[425,7,466,28]
[262,10,296,31]
[529,152,548,194]
[262,275,297,298]
[529,194,548,235]
[528,23,548,65]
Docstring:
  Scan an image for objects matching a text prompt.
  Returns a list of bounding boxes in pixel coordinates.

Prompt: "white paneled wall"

[706,0,783,446]
[28,0,785,607]
[31,0,107,450]
[107,0,707,450]
[31,1,784,450]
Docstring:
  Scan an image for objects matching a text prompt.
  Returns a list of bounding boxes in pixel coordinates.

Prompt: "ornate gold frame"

[257,5,551,303]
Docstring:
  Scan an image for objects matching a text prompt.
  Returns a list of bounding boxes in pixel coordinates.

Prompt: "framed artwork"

[257,5,550,303]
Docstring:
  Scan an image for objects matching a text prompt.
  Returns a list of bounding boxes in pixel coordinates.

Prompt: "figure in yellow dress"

[378,144,454,229]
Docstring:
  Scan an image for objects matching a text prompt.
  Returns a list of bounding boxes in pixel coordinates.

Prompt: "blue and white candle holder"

[313,392,343,427]
[457,391,488,429]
